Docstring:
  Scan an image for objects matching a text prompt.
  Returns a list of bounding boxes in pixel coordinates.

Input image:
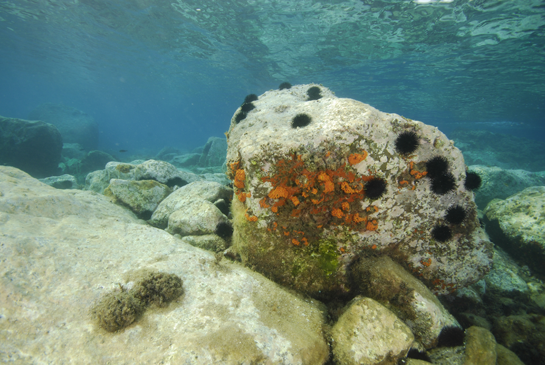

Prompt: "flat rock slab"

[226,84,492,297]
[0,166,329,364]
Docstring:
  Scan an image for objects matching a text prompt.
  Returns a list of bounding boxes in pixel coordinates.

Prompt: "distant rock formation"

[0,115,62,177]
[28,103,99,151]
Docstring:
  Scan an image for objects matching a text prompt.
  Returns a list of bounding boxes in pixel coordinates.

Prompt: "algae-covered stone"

[352,256,460,348]
[150,180,233,228]
[226,84,493,298]
[483,186,545,277]
[330,296,414,365]
[106,179,171,219]
[166,199,229,237]
[85,159,200,194]
[463,326,497,365]
[40,174,79,189]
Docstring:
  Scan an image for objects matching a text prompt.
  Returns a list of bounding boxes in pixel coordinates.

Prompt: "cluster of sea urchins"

[395,130,481,243]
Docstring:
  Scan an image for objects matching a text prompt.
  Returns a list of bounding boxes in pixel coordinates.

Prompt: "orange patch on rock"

[348,151,368,165]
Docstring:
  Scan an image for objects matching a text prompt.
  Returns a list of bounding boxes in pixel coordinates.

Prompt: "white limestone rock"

[105,178,172,218]
[330,296,414,365]
[166,199,229,236]
[150,180,233,229]
[484,186,545,278]
[353,255,460,348]
[0,166,329,364]
[226,84,492,297]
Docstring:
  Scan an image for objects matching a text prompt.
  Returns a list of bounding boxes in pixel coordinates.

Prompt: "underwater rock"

[463,326,497,365]
[62,142,87,160]
[150,180,232,229]
[28,103,99,151]
[105,179,171,219]
[171,152,201,167]
[85,159,199,194]
[492,314,545,365]
[483,247,529,294]
[0,116,62,178]
[198,136,228,167]
[352,255,460,348]
[0,165,329,364]
[483,186,545,277]
[166,199,230,237]
[226,84,493,298]
[39,174,79,189]
[80,150,117,174]
[330,296,414,365]
[182,234,228,252]
[469,165,545,208]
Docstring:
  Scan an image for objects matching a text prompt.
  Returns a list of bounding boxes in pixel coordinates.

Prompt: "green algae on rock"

[226,84,493,298]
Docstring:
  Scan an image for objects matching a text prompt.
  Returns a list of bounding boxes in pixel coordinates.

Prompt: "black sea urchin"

[292,113,312,128]
[464,171,482,191]
[430,172,456,195]
[431,224,452,242]
[445,205,466,225]
[279,82,292,90]
[235,111,247,124]
[395,131,420,154]
[426,156,450,179]
[240,102,255,113]
[307,86,322,101]
[244,94,258,103]
[437,326,465,347]
[215,221,233,239]
[365,178,387,199]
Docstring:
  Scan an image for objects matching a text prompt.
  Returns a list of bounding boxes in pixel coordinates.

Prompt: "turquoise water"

[0,0,544,151]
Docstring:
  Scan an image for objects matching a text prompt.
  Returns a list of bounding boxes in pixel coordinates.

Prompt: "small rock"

[105,179,171,219]
[352,255,460,348]
[330,296,414,365]
[484,186,545,277]
[40,174,79,189]
[463,326,497,365]
[166,200,229,236]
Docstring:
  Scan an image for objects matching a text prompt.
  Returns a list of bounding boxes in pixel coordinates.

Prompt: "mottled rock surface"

[469,165,545,208]
[39,174,79,189]
[484,186,545,277]
[226,84,493,298]
[166,199,230,236]
[463,326,497,365]
[0,116,62,178]
[353,256,460,348]
[28,103,99,151]
[105,179,171,219]
[85,159,199,193]
[0,166,329,364]
[330,296,414,365]
[150,180,233,229]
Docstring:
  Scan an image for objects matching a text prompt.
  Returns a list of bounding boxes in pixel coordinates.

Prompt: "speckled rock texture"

[330,296,414,365]
[492,314,545,365]
[226,84,493,298]
[39,174,79,189]
[166,199,230,236]
[483,186,545,277]
[85,159,200,193]
[0,166,329,365]
[105,179,172,219]
[469,165,545,208]
[353,256,460,348]
[463,326,497,365]
[483,247,529,294]
[150,180,232,229]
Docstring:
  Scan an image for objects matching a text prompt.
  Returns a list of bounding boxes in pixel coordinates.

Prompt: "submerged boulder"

[226,84,493,298]
[0,116,62,178]
[0,166,329,364]
[28,103,99,151]
[483,186,545,277]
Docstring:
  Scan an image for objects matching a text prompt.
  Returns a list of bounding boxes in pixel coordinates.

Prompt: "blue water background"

[0,0,544,152]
